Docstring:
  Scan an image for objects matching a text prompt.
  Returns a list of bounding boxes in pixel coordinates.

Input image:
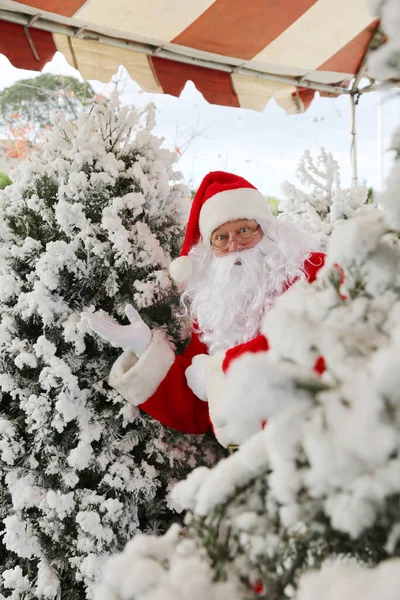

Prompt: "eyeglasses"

[211,224,261,251]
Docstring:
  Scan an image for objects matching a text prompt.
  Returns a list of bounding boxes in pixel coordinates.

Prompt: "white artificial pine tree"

[0,95,220,600]
[280,148,375,250]
[93,3,400,599]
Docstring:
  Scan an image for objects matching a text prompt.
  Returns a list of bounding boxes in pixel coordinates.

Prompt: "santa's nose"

[227,239,243,252]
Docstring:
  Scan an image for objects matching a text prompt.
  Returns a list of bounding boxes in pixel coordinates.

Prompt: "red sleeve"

[139,333,211,435]
[222,334,269,374]
[303,251,326,282]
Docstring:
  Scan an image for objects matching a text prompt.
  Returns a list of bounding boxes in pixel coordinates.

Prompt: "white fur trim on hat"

[169,255,193,282]
[199,187,272,243]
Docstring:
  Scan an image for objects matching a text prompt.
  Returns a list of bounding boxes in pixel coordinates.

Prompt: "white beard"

[181,219,315,355]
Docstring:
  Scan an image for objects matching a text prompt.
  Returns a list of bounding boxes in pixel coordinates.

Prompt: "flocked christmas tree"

[0,95,220,600]
[279,148,375,250]
[94,2,400,599]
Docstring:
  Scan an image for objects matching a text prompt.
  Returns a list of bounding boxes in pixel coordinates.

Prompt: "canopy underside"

[0,0,380,114]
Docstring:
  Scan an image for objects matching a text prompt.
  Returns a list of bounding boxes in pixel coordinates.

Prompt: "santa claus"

[86,171,325,447]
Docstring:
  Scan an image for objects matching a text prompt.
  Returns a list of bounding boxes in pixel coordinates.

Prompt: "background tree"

[0,74,97,126]
[279,148,375,250]
[0,74,99,161]
[0,96,221,600]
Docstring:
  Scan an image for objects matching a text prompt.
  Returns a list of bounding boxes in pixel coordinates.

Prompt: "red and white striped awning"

[0,0,379,114]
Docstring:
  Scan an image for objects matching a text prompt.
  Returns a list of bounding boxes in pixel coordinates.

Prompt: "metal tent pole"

[350,94,359,187]
[377,92,384,191]
[347,22,385,188]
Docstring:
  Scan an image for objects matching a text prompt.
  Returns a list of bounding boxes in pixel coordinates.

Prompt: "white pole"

[377,92,384,191]
[350,95,358,187]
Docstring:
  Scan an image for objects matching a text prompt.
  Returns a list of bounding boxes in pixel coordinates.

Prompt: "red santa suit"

[108,172,326,446]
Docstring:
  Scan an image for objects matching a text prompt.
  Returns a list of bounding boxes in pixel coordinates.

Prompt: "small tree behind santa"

[0,95,220,600]
[280,147,375,249]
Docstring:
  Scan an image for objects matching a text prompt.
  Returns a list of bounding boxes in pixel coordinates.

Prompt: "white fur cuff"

[108,330,175,406]
[213,425,235,448]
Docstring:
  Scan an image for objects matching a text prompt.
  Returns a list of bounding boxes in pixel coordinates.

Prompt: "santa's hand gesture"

[84,305,152,357]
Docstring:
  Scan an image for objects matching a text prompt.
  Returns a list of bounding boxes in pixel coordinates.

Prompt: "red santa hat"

[170,171,273,282]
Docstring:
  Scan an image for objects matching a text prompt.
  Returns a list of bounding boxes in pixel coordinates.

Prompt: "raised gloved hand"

[84,304,152,357]
[185,354,209,401]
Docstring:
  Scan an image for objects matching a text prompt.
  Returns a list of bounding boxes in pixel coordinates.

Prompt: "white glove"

[84,304,152,357]
[185,354,209,401]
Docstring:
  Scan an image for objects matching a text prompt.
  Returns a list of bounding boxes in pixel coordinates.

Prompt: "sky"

[0,51,399,198]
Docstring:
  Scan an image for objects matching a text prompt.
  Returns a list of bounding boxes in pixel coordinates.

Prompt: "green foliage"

[266,195,280,216]
[0,172,12,189]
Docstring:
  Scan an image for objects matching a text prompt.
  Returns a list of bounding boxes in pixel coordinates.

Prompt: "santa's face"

[181,218,312,355]
[210,219,264,256]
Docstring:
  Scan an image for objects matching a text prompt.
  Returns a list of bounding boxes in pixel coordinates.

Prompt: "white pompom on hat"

[169,171,273,282]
